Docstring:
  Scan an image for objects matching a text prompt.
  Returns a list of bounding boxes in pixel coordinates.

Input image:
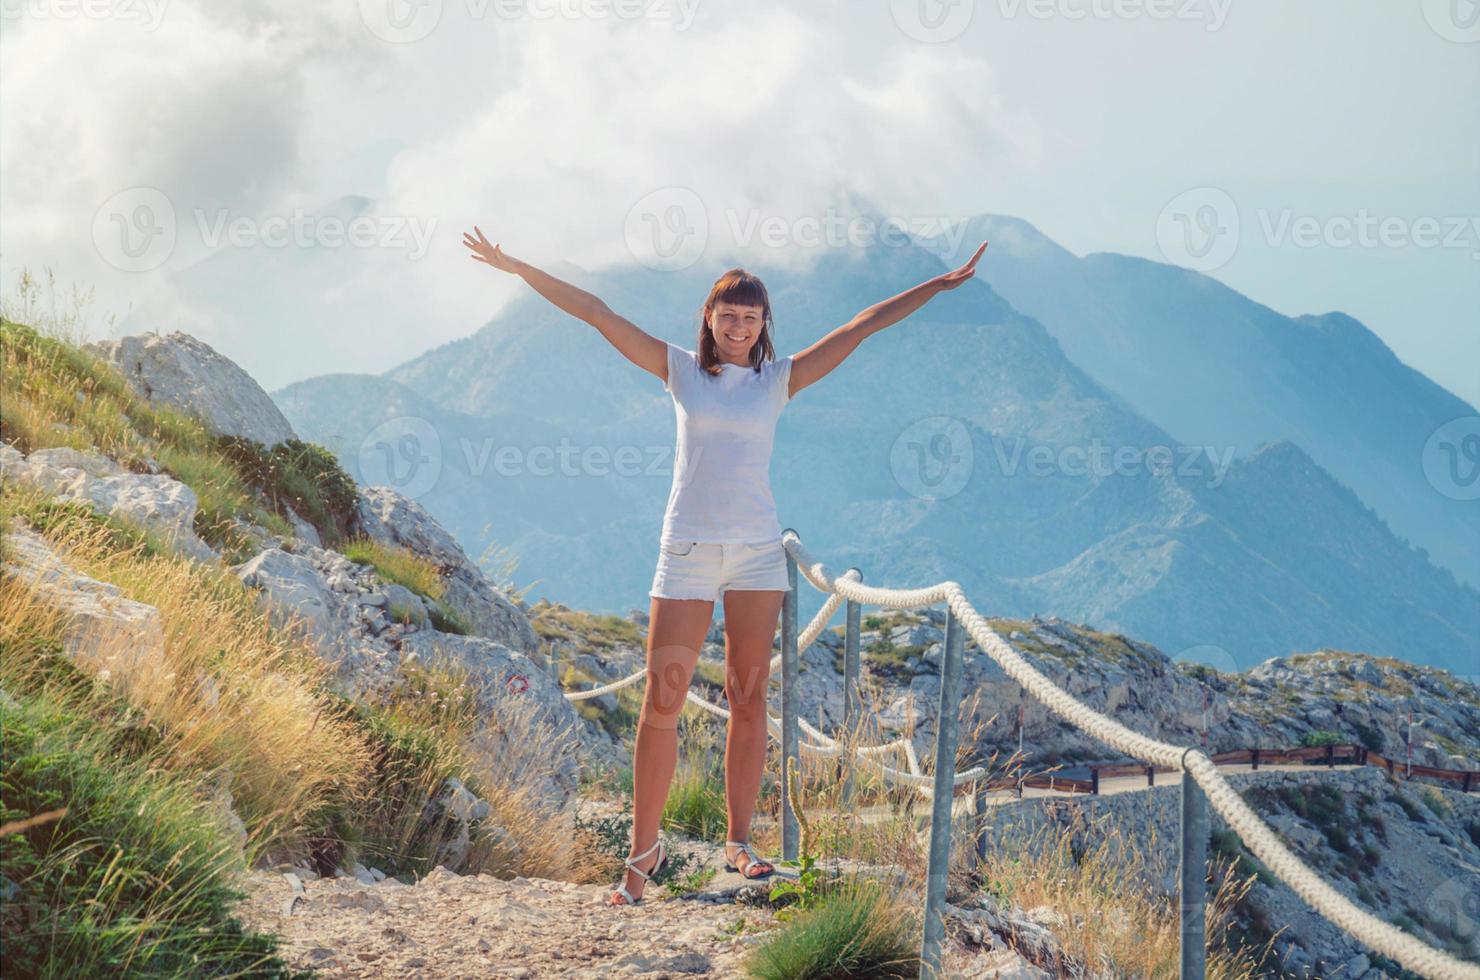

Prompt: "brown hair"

[695,268,776,377]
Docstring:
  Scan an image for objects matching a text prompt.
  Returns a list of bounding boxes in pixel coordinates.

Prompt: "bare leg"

[612,594,711,904]
[720,588,784,876]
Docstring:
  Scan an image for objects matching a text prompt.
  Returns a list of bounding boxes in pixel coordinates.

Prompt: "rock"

[82,331,297,446]
[355,486,537,652]
[383,583,431,627]
[283,506,322,548]
[398,630,583,806]
[232,548,343,644]
[1,444,215,562]
[0,526,166,688]
[19,446,126,479]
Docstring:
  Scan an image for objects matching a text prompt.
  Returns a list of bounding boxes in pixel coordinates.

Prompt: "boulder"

[233,548,344,642]
[0,525,166,689]
[398,630,582,808]
[356,486,537,653]
[0,443,215,563]
[82,331,297,446]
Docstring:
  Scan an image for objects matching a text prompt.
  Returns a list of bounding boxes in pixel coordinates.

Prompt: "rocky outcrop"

[356,486,537,654]
[399,629,584,809]
[0,524,167,687]
[1210,650,1480,771]
[229,542,434,702]
[82,330,297,446]
[0,444,216,563]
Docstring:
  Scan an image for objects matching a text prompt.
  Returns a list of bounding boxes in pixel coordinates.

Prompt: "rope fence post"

[780,528,800,863]
[973,777,990,866]
[920,606,966,980]
[842,574,862,809]
[1180,748,1209,980]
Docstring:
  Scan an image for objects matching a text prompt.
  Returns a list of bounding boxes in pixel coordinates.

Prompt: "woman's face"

[710,301,765,363]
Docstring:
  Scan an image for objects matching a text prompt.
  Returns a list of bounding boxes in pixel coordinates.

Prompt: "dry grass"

[0,480,581,882]
[0,487,373,858]
[970,800,1272,977]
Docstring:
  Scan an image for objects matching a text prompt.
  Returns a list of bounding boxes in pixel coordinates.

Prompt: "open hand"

[462,225,519,274]
[936,240,988,290]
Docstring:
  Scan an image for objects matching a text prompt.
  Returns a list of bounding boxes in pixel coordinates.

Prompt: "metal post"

[973,778,989,865]
[920,608,966,979]
[1180,767,1209,980]
[842,576,861,808]
[780,531,800,863]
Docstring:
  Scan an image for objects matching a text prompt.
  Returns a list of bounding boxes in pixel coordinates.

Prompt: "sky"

[2,0,1476,406]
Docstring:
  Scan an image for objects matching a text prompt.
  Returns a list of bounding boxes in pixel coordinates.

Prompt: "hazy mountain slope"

[922,214,1480,589]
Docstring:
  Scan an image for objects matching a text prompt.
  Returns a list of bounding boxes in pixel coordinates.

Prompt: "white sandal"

[723,839,776,879]
[608,832,668,906]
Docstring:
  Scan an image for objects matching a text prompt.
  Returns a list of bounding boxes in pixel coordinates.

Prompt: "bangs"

[711,272,769,313]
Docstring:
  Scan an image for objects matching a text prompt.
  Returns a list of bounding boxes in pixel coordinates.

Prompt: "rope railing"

[778,529,1479,980]
[553,530,1478,979]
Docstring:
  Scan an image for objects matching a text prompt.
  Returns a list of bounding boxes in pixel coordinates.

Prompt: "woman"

[461,226,987,905]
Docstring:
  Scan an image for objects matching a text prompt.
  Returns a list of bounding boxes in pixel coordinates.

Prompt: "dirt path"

[236,840,1047,978]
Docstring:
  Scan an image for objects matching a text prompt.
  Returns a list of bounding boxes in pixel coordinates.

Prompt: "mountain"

[271,230,1480,675]
[916,214,1480,591]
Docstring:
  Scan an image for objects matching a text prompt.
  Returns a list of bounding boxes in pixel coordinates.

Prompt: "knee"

[641,650,695,729]
[725,663,771,719]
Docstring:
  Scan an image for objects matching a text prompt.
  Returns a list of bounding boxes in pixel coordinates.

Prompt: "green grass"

[341,535,445,597]
[743,873,920,979]
[340,535,470,634]
[0,316,363,562]
[0,690,308,979]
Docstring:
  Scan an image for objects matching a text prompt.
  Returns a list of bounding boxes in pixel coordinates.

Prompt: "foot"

[608,836,665,906]
[724,839,775,879]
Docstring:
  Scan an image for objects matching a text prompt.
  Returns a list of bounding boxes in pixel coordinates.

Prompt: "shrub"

[745,872,920,980]
[212,435,361,546]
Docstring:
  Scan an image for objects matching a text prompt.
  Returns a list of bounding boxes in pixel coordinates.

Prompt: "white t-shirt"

[659,340,793,547]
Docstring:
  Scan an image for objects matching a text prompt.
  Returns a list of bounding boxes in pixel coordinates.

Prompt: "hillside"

[4,319,1478,977]
[921,213,1480,592]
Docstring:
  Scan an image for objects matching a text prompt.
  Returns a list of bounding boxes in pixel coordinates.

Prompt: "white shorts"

[649,537,790,602]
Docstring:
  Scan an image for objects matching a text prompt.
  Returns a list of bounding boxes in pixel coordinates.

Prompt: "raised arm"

[462,225,667,383]
[788,241,988,399]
